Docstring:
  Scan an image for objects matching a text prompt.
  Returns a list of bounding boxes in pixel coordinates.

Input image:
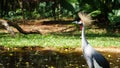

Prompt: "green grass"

[0,29,120,48]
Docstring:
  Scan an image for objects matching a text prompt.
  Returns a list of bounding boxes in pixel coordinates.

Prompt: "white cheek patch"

[78,21,82,24]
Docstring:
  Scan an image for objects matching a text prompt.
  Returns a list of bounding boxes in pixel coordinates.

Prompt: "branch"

[8,21,41,34]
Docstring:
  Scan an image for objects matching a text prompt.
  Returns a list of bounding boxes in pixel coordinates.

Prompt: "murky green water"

[0,47,120,68]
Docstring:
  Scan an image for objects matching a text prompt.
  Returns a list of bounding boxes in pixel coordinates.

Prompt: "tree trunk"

[0,19,15,36]
[18,0,25,23]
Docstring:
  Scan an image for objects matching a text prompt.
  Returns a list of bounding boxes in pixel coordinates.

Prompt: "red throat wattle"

[80,25,83,30]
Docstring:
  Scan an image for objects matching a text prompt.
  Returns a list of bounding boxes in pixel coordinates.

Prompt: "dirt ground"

[2,19,74,34]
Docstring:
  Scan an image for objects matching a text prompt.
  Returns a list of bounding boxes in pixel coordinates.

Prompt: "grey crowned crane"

[73,12,110,68]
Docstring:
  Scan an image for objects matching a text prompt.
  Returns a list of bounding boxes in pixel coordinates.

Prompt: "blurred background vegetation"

[0,0,120,31]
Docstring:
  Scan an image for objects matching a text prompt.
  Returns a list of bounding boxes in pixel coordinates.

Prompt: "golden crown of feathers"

[78,12,94,26]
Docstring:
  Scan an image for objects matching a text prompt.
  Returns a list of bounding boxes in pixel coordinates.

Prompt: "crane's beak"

[72,20,82,24]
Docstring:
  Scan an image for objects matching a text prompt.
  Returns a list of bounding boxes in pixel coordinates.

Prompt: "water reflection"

[0,47,120,68]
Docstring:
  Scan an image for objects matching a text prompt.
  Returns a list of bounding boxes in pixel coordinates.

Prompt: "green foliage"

[108,10,120,24]
[67,0,78,3]
[16,9,22,14]
[89,10,101,17]
[4,9,23,21]
[60,0,75,12]
[80,4,93,13]
[31,9,40,19]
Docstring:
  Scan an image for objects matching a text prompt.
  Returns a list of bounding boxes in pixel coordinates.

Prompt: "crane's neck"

[81,24,85,39]
[81,24,88,49]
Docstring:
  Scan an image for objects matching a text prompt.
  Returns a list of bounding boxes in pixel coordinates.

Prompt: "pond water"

[0,47,120,68]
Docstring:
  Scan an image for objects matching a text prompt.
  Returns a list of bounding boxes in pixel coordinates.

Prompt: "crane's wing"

[82,43,110,68]
[93,51,110,68]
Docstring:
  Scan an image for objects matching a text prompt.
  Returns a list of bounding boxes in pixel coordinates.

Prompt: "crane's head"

[73,12,94,30]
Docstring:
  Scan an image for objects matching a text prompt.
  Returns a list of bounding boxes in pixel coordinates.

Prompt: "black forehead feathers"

[74,17,81,22]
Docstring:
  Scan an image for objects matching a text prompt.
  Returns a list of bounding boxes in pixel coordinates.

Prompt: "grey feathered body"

[82,43,110,68]
[81,25,110,68]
